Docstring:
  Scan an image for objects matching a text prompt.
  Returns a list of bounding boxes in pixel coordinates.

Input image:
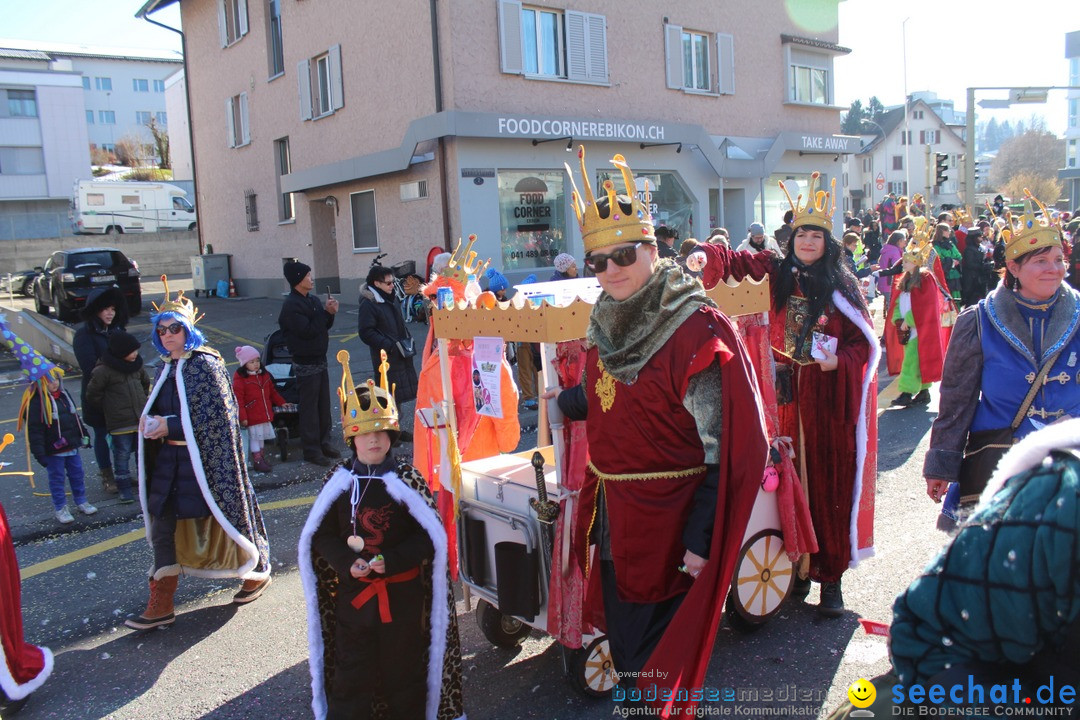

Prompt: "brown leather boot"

[251,450,272,474]
[100,466,117,494]
[125,575,178,630]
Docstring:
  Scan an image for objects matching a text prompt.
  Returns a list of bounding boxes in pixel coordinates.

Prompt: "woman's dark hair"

[887,230,906,247]
[774,224,866,322]
[1003,244,1064,291]
[366,266,393,287]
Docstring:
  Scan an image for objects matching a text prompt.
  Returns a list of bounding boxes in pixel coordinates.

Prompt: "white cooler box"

[456,449,558,626]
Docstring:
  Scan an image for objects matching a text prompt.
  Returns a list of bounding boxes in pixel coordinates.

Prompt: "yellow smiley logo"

[848,678,876,709]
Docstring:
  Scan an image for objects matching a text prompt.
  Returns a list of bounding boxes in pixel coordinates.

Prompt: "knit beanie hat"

[235,345,260,366]
[553,253,576,273]
[485,268,509,293]
[283,260,311,288]
[748,222,766,235]
[107,331,141,358]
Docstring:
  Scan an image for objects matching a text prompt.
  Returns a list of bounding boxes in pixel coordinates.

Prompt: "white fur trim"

[138,357,268,581]
[832,291,881,568]
[975,418,1080,510]
[0,640,53,701]
[298,467,449,720]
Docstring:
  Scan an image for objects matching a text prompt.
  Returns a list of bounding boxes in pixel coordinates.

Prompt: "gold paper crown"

[779,172,836,232]
[337,349,400,443]
[1001,189,1062,262]
[151,274,201,325]
[902,220,937,267]
[441,235,490,285]
[565,145,655,253]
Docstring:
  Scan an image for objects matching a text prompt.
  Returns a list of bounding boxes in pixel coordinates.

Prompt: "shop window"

[758,174,818,228]
[597,169,694,243]
[664,24,733,95]
[219,0,249,47]
[498,1,608,84]
[498,171,567,272]
[351,190,379,252]
[298,45,343,120]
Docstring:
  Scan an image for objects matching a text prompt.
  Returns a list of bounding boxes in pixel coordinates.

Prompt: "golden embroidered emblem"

[595,357,616,413]
[779,295,815,365]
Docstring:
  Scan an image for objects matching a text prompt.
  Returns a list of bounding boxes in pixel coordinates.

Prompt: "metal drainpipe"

[140,10,204,255]
[430,0,452,252]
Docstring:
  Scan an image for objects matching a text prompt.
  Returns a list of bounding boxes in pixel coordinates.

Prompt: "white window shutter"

[585,13,608,83]
[664,23,683,90]
[717,32,734,95]
[329,44,344,111]
[297,59,312,121]
[239,92,250,144]
[218,0,228,47]
[238,0,248,37]
[497,0,523,75]
[565,11,587,81]
[225,97,235,147]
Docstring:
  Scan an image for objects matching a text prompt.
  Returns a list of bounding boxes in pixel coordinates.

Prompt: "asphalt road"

[0,284,952,720]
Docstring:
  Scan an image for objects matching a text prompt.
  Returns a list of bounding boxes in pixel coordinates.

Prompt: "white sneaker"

[76,502,98,516]
[55,507,75,524]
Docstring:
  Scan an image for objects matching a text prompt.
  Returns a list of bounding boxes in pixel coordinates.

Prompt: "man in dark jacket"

[277,260,340,467]
[357,266,418,442]
[959,226,994,307]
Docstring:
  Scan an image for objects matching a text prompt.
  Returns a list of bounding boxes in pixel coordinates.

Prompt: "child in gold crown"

[299,350,463,720]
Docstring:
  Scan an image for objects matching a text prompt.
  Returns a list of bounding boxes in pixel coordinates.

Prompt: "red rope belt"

[351,566,421,622]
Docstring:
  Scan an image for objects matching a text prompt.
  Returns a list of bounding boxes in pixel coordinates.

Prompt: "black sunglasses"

[584,243,644,273]
[156,323,185,336]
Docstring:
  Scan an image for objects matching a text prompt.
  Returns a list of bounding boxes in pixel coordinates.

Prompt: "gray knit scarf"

[586,259,715,384]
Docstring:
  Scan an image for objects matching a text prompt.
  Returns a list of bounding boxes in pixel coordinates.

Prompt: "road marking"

[876,375,901,416]
[18,495,316,581]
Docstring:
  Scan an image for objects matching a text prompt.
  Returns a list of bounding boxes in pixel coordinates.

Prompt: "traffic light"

[934,153,949,187]
[973,160,983,188]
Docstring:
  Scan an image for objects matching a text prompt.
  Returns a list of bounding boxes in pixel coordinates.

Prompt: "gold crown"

[1002,189,1062,262]
[337,349,400,443]
[151,275,201,325]
[565,145,655,254]
[779,172,836,232]
[441,234,490,285]
[902,237,933,267]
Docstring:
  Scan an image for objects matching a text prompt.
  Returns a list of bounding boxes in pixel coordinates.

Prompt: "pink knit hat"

[235,345,260,366]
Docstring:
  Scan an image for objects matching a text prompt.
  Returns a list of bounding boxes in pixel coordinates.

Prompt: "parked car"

[32,247,141,322]
[0,269,39,297]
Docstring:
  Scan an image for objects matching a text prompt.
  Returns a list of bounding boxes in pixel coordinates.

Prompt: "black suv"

[33,247,141,322]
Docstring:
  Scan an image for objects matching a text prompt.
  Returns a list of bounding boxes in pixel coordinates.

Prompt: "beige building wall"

[443,1,840,138]
[172,0,848,295]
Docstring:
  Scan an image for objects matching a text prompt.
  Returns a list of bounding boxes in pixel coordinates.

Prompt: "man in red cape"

[554,148,768,718]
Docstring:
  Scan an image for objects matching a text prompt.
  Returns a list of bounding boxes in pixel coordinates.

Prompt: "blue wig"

[149,310,207,356]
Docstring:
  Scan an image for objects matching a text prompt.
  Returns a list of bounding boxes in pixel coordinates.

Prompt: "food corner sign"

[496,116,669,143]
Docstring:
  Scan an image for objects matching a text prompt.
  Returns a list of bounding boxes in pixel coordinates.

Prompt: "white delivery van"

[71,180,196,234]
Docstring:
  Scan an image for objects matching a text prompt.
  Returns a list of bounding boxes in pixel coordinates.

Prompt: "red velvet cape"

[0,502,52,701]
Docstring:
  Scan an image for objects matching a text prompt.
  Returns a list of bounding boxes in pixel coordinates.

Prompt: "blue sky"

[2,0,1074,136]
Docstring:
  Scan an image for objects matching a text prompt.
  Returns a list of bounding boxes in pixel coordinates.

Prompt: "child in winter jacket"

[85,331,151,504]
[231,345,285,473]
[23,374,95,525]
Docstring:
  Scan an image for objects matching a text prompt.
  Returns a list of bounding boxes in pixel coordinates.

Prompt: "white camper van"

[70,180,196,234]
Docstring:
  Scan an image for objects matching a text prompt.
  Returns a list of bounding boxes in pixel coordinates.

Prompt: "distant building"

[842,94,966,214]
[1061,30,1080,210]
[164,69,193,183]
[0,48,91,240]
[0,39,182,157]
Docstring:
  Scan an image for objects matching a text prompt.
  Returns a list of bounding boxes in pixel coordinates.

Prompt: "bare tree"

[989,128,1064,190]
[146,117,171,170]
[114,133,152,168]
[1001,172,1062,206]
